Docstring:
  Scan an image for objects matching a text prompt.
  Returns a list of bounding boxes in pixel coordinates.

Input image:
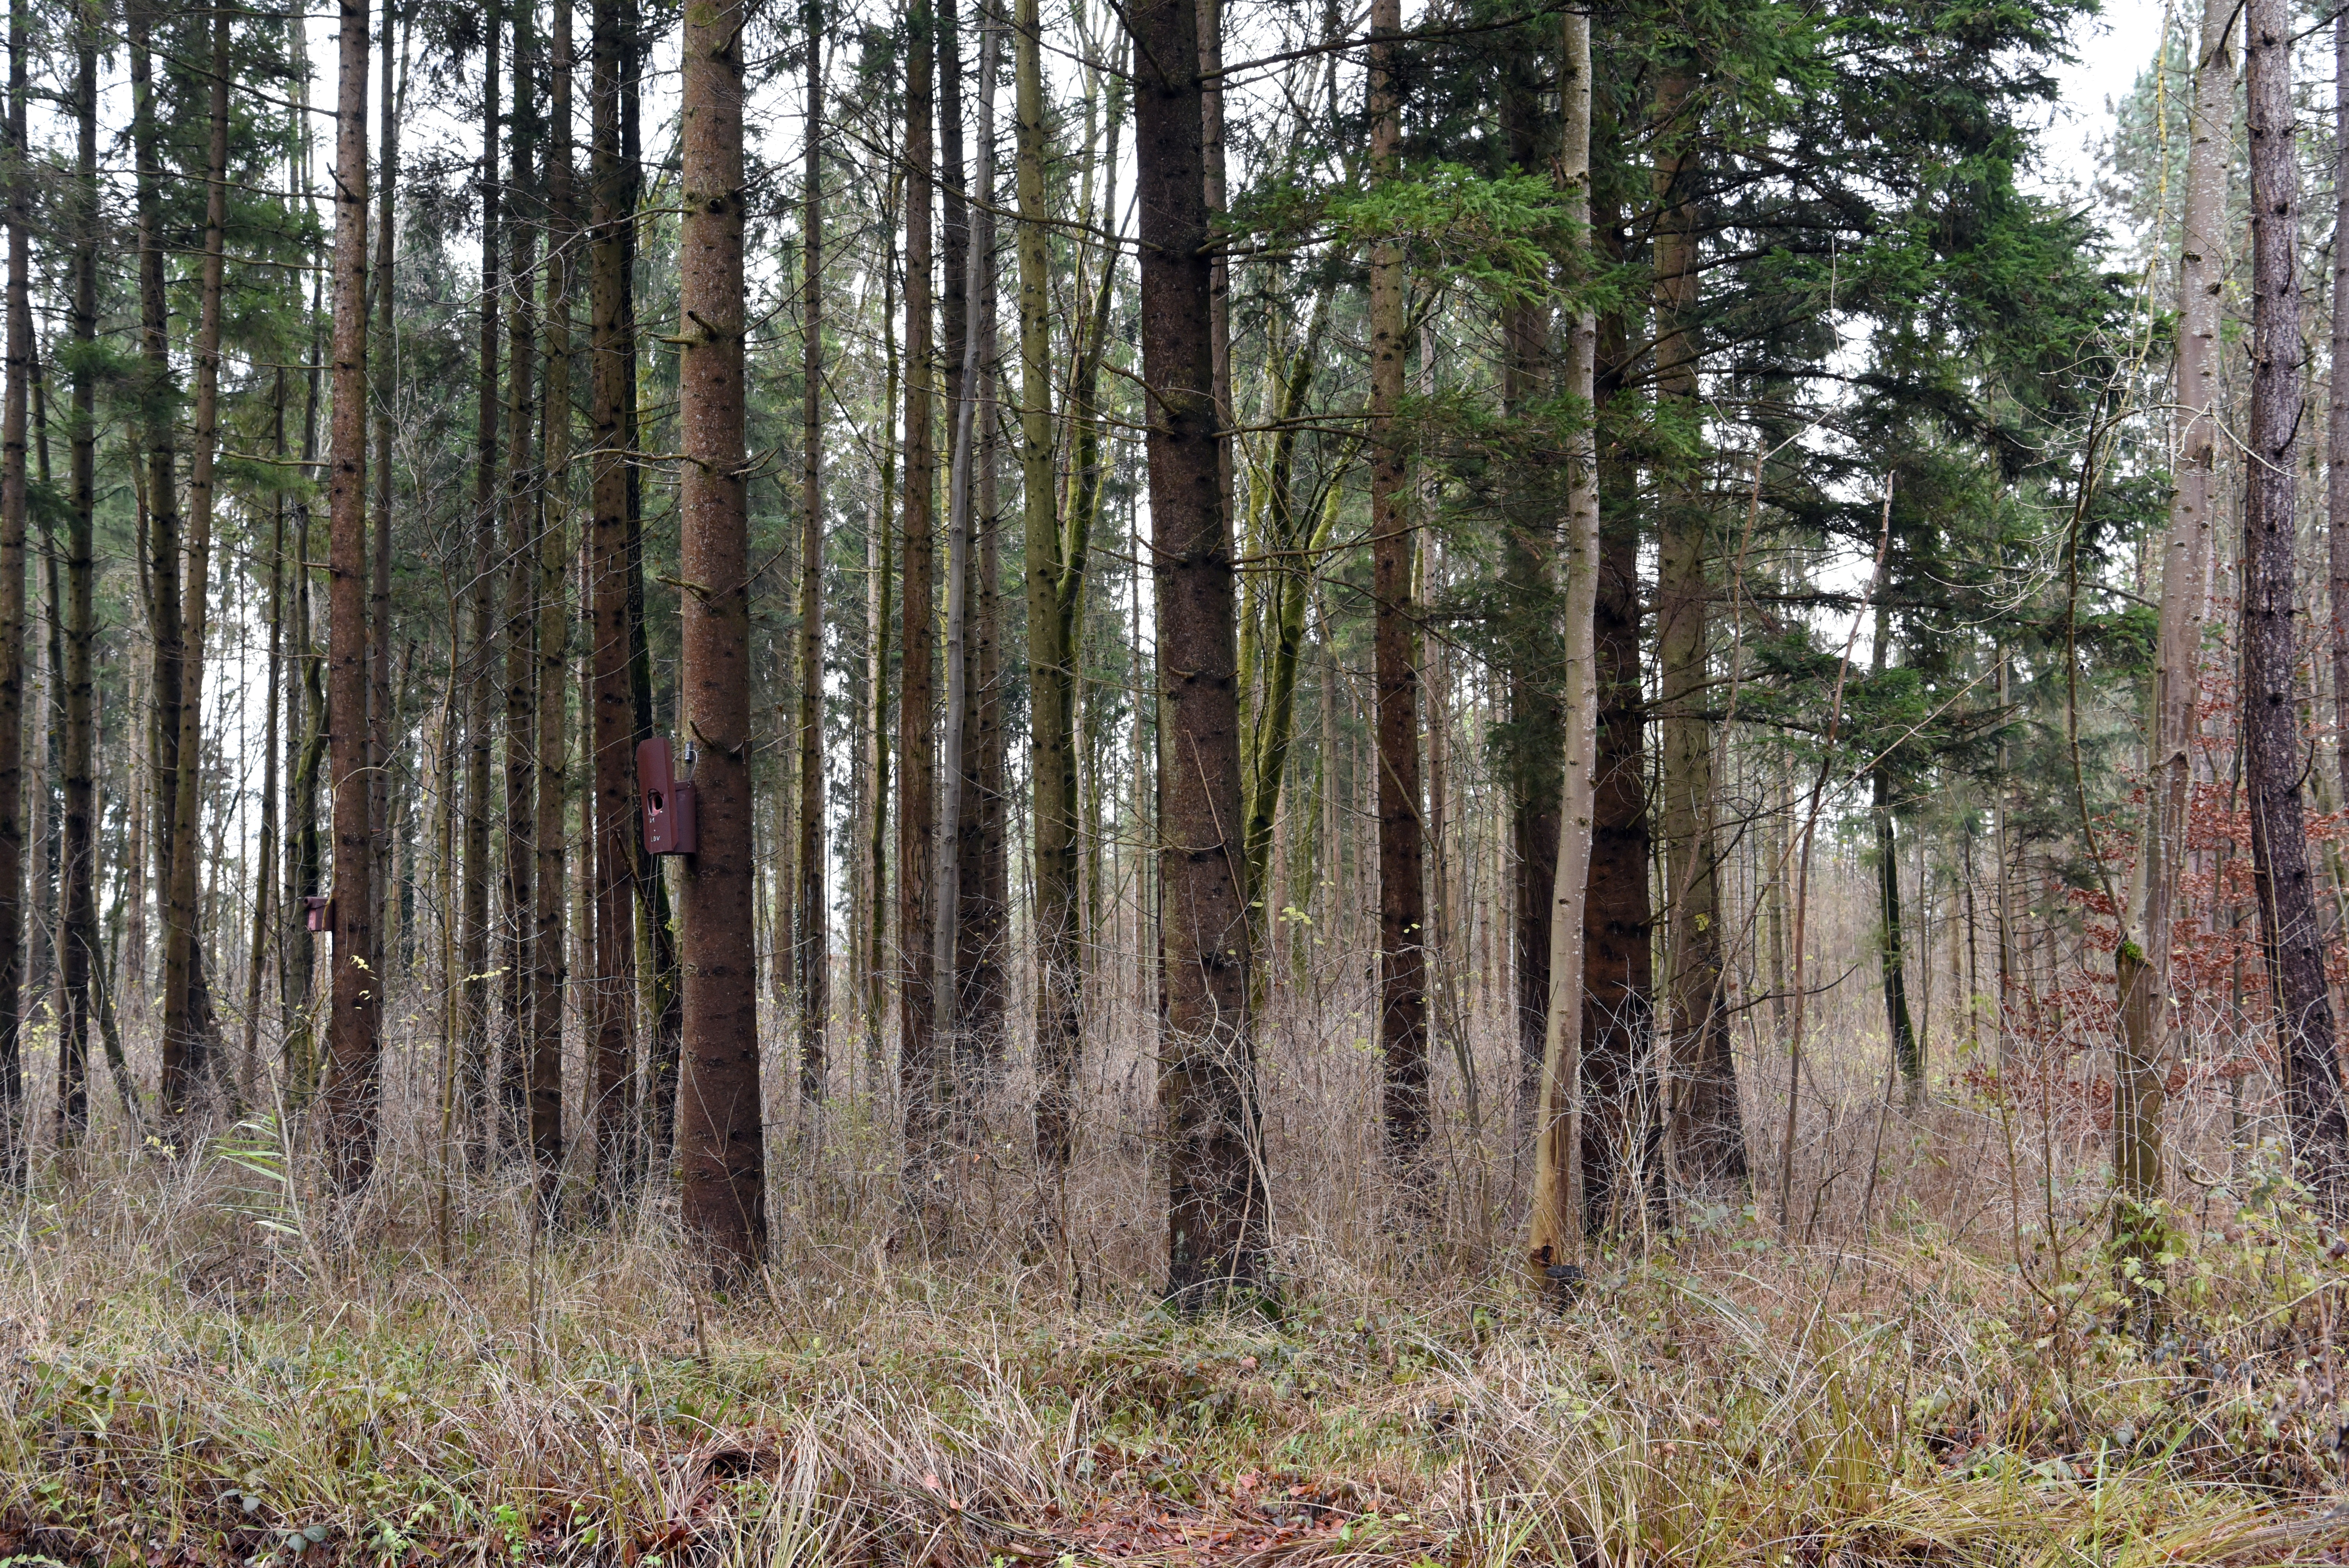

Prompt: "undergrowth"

[5,1126,2349,1566]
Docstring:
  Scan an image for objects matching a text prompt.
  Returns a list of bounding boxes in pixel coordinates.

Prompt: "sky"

[2038,0,2173,201]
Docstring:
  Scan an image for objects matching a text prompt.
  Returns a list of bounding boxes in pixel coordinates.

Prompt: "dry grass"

[4,1101,2349,1568]
[3,896,2343,1567]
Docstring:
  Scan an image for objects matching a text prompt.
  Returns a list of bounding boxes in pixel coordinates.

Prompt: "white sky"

[2037,0,2173,202]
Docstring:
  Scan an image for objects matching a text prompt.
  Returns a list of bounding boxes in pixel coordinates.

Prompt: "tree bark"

[535,0,576,1200]
[2244,0,2349,1195]
[1503,273,1559,1125]
[1239,279,1334,1001]
[243,376,286,1112]
[1132,0,1265,1301]
[865,170,897,1082]
[971,359,1007,1070]
[1652,62,1743,1192]
[795,3,828,1110]
[1527,1,1595,1276]
[1583,286,1661,1235]
[2117,0,2231,1263]
[587,0,639,1199]
[323,0,380,1190]
[164,2,232,1123]
[621,40,681,1169]
[675,0,766,1278]
[1871,608,1921,1110]
[371,0,406,1006]
[898,0,943,1217]
[501,3,540,1150]
[285,192,327,1099]
[0,0,29,1172]
[131,0,191,1099]
[1200,0,1230,520]
[463,0,503,1159]
[2333,0,2349,813]
[55,15,94,1142]
[938,9,996,1126]
[1367,0,1428,1171]
[1017,0,1083,1177]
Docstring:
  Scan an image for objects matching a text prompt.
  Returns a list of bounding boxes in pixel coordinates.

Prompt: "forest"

[1,0,2347,1555]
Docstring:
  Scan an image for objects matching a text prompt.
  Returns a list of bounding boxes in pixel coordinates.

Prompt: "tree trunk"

[2333,0,2349,813]
[1017,0,1083,1178]
[1872,708,1921,1109]
[1240,280,1335,1011]
[371,0,408,1039]
[795,5,829,1110]
[675,0,766,1278]
[1367,0,1428,1171]
[972,365,1007,1070]
[1501,46,1557,1128]
[242,376,285,1112]
[2244,0,2349,1194]
[27,364,47,1028]
[0,0,29,1172]
[588,0,640,1199]
[164,4,231,1118]
[620,42,681,1169]
[1527,3,1596,1274]
[1583,287,1661,1236]
[1200,0,1230,520]
[323,0,380,1190]
[55,19,94,1141]
[939,12,997,1131]
[1652,62,1743,1192]
[959,112,1009,1095]
[939,0,968,505]
[535,0,576,1201]
[2117,0,2231,1269]
[464,0,503,1160]
[131,0,191,1102]
[865,175,896,1084]
[1132,0,1264,1301]
[898,0,942,1217]
[286,245,327,1099]
[1868,603,1922,1112]
[501,5,540,1150]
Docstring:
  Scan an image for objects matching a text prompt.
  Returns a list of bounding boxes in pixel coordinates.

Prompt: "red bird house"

[636,737,699,855]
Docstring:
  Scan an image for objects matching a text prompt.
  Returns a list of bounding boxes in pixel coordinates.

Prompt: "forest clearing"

[4,0,2349,1556]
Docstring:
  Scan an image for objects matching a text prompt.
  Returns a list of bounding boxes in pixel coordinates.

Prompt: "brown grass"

[3,1098,2347,1566]
[1,882,2341,1566]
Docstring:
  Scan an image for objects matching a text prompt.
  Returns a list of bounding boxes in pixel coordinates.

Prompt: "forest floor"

[4,1139,2349,1566]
